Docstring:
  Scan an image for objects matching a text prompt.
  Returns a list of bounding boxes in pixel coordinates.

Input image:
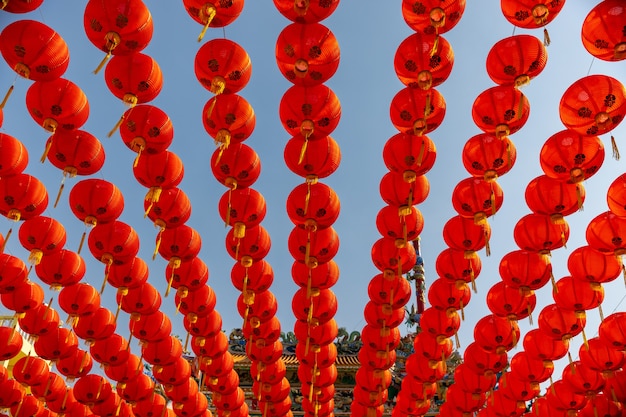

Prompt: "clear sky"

[1,0,625,394]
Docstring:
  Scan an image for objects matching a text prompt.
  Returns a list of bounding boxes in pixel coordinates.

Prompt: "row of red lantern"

[273,1,342,416]
[185,2,291,416]
[376,2,467,416]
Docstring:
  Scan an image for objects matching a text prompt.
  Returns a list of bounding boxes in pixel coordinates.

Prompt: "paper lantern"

[273,0,340,23]
[284,134,341,179]
[462,133,516,181]
[390,87,446,136]
[279,84,341,139]
[539,129,604,183]
[500,0,565,28]
[394,32,454,89]
[401,0,466,34]
[26,78,89,133]
[104,52,163,106]
[581,0,626,62]
[486,34,547,86]
[194,38,251,95]
[472,85,530,138]
[119,104,174,155]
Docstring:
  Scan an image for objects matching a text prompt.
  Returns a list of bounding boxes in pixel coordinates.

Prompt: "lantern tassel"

[598,303,604,321]
[582,327,589,350]
[197,6,217,42]
[305,180,312,216]
[454,332,460,349]
[484,227,491,257]
[54,175,67,209]
[93,51,112,75]
[543,28,551,46]
[40,137,53,163]
[527,301,533,325]
[551,272,557,292]
[225,189,232,227]
[153,225,165,260]
[108,115,125,138]
[459,299,465,321]
[417,138,425,166]
[577,185,584,211]
[298,134,310,165]
[430,34,439,57]
[0,227,10,253]
[612,135,620,160]
[133,146,143,168]
[517,92,525,120]
[77,230,87,255]
[0,84,14,109]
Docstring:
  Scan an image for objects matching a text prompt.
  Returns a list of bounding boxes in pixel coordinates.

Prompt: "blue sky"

[1,1,625,392]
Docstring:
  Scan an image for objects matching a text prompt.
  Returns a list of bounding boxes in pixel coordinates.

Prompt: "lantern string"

[543,28,551,46]
[40,136,53,163]
[0,84,14,109]
[54,172,68,208]
[611,136,620,161]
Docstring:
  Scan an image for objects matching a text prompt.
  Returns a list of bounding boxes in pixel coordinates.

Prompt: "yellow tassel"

[54,174,67,209]
[582,327,588,350]
[424,92,432,117]
[430,34,439,57]
[506,140,512,170]
[0,84,14,109]
[298,134,310,165]
[527,301,533,326]
[455,332,460,349]
[543,28,551,46]
[612,136,620,160]
[108,114,125,138]
[0,227,11,253]
[598,303,604,321]
[225,188,233,227]
[40,137,53,163]
[197,5,216,42]
[133,146,143,168]
[577,185,584,211]
[417,138,425,166]
[93,51,112,75]
[517,92,525,120]
[459,299,465,321]
[305,180,311,216]
[490,184,496,216]
[305,232,311,266]
[153,226,164,261]
[484,228,491,257]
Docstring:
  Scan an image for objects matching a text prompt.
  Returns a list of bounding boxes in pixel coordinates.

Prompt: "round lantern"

[523,328,570,361]
[553,275,604,314]
[219,187,266,233]
[118,104,174,155]
[442,215,491,254]
[226,224,271,264]
[390,87,446,135]
[419,306,460,343]
[166,257,209,293]
[453,365,497,395]
[133,150,184,202]
[194,38,251,95]
[291,259,339,289]
[33,326,78,361]
[158,224,202,270]
[539,129,604,183]
[293,318,338,347]
[607,173,626,217]
[428,278,471,316]
[462,133,516,181]
[579,337,625,373]
[88,220,140,266]
[581,0,626,62]
[451,176,504,223]
[380,171,430,207]
[435,247,482,286]
[486,34,547,86]
[368,273,412,310]
[45,129,105,181]
[0,253,28,294]
[73,306,116,343]
[545,380,589,414]
[57,282,101,318]
[286,181,340,231]
[513,213,569,254]
[0,20,69,81]
[211,142,261,189]
[154,356,192,387]
[284,134,341,179]
[462,341,508,376]
[144,187,192,231]
[292,287,338,325]
[370,236,416,278]
[17,302,59,337]
[376,204,424,244]
[182,0,244,37]
[562,360,606,396]
[474,314,520,354]
[0,134,28,177]
[364,302,405,329]
[117,283,162,318]
[559,75,626,136]
[525,174,584,217]
[26,78,90,133]
[288,225,339,268]
[107,256,149,292]
[383,133,437,177]
[401,0,466,35]
[202,93,255,148]
[18,215,66,265]
[0,173,48,221]
[578,393,623,417]
[1,279,44,314]
[499,249,552,291]
[0,326,22,360]
[1,0,44,13]
[394,32,454,89]
[537,303,585,341]
[413,332,453,366]
[599,312,626,350]
[586,211,626,255]
[567,245,622,284]
[69,178,125,227]
[104,52,163,107]
[472,85,530,138]
[279,84,341,139]
[500,0,565,28]
[90,333,130,367]
[275,22,340,87]
[130,310,172,343]
[12,356,50,387]
[486,281,535,321]
[273,0,340,23]
[142,335,183,367]
[73,374,113,406]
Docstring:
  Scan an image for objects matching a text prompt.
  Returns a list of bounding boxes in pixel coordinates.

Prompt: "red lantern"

[513,213,569,255]
[451,176,504,223]
[0,280,44,313]
[12,355,50,387]
[292,287,337,325]
[73,375,113,406]
[190,331,228,360]
[56,348,93,380]
[579,337,625,373]
[582,0,626,62]
[202,94,255,147]
[428,278,471,315]
[132,394,167,417]
[509,351,553,383]
[553,275,604,314]
[249,360,286,384]
[453,365,496,395]
[539,129,604,183]
[219,187,266,231]
[280,84,341,139]
[500,0,565,28]
[472,85,530,138]
[284,134,341,179]
[69,179,124,227]
[523,328,570,361]
[182,0,244,34]
[88,220,140,266]
[419,307,460,343]
[608,173,626,217]
[499,249,551,291]
[104,52,163,107]
[562,360,606,396]
[474,314,520,354]
[586,211,626,255]
[370,236,416,277]
[46,129,105,182]
[90,333,130,366]
[0,173,48,221]
[158,224,201,269]
[33,327,78,361]
[368,273,412,309]
[376,204,423,247]
[0,134,28,177]
[1,0,44,13]
[144,187,192,231]
[599,312,626,350]
[107,256,149,291]
[9,394,41,417]
[211,142,261,189]
[568,245,622,285]
[291,259,339,290]
[166,257,209,293]
[394,32,454,89]
[119,104,174,155]
[442,215,490,254]
[462,341,508,376]
[0,326,22,360]
[273,0,340,23]
[288,226,338,267]
[227,224,272,264]
[286,181,340,230]
[537,303,585,341]
[0,253,28,294]
[26,78,90,133]
[390,87,446,136]
[545,380,589,414]
[117,283,161,318]
[293,319,338,347]
[413,332,454,366]
[177,284,216,320]
[142,335,183,366]
[445,385,484,414]
[436,248,482,286]
[559,75,626,136]
[133,150,184,202]
[379,171,430,207]
[578,393,623,417]
[17,302,59,337]
[73,306,116,343]
[35,249,86,290]
[525,174,584,218]
[383,133,437,177]
[154,356,191,387]
[58,282,101,318]
[462,133,516,181]
[18,215,66,265]
[401,0,466,34]
[0,378,25,408]
[0,20,69,81]
[130,310,171,343]
[194,38,251,95]
[486,34,547,86]
[276,22,339,87]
